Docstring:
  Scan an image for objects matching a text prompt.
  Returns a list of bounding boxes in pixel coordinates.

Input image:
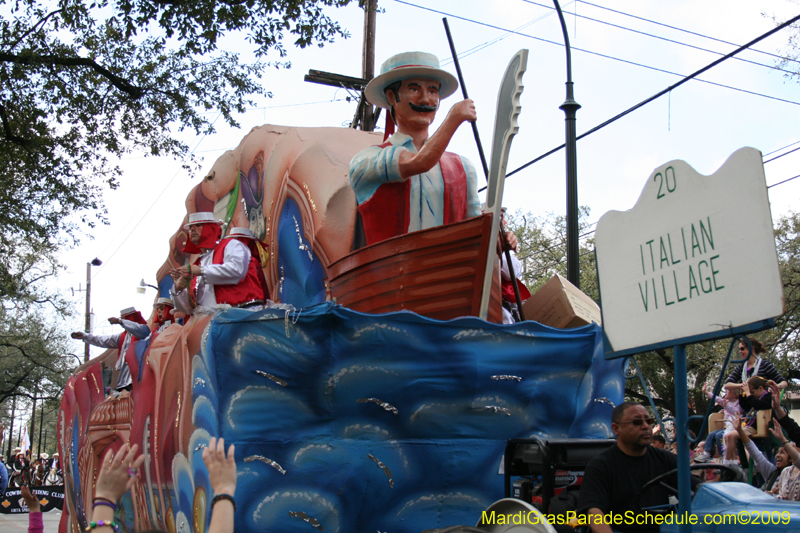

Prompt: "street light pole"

[553,0,581,289]
[84,258,102,362]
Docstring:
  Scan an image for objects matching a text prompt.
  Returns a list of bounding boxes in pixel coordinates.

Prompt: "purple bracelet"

[92,500,117,512]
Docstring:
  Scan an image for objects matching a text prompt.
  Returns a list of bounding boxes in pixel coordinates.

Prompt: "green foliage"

[504,206,598,302]
[764,211,800,375]
[0,0,355,302]
[0,305,75,408]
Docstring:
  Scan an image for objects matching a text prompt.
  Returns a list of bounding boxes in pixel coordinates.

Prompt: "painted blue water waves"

[191,303,624,532]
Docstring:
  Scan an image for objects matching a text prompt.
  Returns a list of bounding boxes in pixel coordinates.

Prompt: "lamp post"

[137,279,158,294]
[84,258,102,362]
[553,0,581,289]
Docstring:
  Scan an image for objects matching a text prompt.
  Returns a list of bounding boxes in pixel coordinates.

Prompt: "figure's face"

[388,77,441,130]
[155,304,166,320]
[188,224,203,245]
[612,405,654,450]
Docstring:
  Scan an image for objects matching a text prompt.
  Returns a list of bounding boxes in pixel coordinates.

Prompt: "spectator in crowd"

[696,382,742,463]
[651,435,666,449]
[89,437,236,533]
[0,454,7,494]
[771,382,800,440]
[720,376,772,469]
[20,486,42,533]
[723,338,787,393]
[734,414,797,493]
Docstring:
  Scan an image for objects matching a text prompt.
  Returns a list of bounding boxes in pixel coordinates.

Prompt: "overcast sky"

[59,0,800,353]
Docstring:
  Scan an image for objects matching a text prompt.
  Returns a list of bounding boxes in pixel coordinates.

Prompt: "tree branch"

[0,52,145,99]
[0,102,33,146]
[10,10,64,50]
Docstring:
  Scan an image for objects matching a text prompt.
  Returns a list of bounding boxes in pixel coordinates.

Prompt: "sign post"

[595,147,785,532]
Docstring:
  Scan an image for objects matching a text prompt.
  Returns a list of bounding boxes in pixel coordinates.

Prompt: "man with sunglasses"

[577,402,698,532]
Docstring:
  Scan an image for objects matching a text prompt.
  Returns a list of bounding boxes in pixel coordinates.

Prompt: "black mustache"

[409,102,437,113]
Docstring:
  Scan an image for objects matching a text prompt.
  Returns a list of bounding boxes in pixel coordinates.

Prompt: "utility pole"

[85,262,91,361]
[304,0,378,132]
[83,258,102,362]
[359,0,377,131]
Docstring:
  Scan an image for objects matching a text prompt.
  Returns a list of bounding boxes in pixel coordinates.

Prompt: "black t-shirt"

[577,445,682,533]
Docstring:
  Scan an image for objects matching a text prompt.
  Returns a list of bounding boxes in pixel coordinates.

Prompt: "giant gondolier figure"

[349,51,481,246]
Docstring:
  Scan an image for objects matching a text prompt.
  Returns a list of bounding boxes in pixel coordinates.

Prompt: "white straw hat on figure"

[183,212,224,230]
[364,51,458,109]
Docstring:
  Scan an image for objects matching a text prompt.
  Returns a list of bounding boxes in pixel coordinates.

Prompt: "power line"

[521,0,796,75]
[764,145,800,164]
[395,0,800,112]
[576,0,800,66]
[440,6,563,65]
[768,174,800,188]
[517,225,596,261]
[510,143,797,260]
[92,113,225,279]
[764,139,800,157]
[498,11,800,186]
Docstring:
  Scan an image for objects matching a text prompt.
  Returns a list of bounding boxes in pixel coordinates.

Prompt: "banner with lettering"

[595,147,784,357]
[0,486,65,513]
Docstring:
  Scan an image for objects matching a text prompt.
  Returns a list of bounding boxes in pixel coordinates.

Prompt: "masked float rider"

[349,51,481,246]
[170,213,268,314]
[71,307,149,392]
[151,297,175,333]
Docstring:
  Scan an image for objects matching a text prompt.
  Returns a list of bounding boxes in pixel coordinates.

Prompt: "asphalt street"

[0,511,61,532]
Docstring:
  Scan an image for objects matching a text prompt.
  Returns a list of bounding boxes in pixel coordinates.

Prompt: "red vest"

[211,238,267,306]
[357,145,469,245]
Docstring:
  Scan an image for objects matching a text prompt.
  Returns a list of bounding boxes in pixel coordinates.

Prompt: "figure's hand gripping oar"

[478,50,528,321]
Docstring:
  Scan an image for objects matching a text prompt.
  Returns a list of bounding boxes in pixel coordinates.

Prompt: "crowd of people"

[17,437,236,533]
[576,337,797,533]
[0,448,62,493]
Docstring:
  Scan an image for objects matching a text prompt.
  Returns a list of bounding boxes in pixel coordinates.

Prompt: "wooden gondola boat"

[327,213,504,323]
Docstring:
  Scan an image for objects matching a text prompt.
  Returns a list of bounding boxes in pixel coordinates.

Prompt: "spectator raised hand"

[203,437,237,533]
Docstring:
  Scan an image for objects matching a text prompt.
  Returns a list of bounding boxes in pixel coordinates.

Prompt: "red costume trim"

[501,278,531,302]
[357,144,469,245]
[182,223,221,254]
[211,238,268,306]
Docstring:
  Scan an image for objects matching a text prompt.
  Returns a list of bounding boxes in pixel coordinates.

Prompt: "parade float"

[56,51,626,533]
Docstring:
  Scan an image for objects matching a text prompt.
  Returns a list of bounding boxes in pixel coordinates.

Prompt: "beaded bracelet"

[211,494,236,511]
[92,500,117,512]
[85,520,119,532]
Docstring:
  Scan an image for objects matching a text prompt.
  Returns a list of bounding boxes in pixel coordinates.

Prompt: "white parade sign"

[595,147,785,356]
